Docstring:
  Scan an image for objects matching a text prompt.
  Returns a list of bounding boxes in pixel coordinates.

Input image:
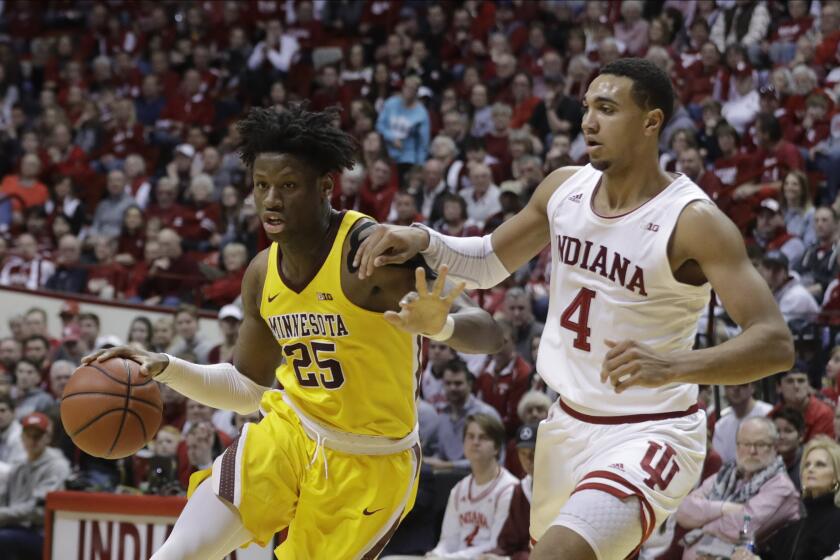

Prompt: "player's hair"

[465,413,506,457]
[236,104,358,176]
[599,58,675,128]
[0,393,15,410]
[801,436,840,505]
[770,406,805,435]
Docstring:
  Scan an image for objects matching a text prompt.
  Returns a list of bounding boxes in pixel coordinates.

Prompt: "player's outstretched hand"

[353,223,431,279]
[81,345,170,379]
[384,265,465,336]
[600,339,674,393]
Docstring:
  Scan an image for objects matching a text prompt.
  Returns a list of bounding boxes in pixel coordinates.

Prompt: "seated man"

[0,395,25,496]
[424,359,501,471]
[675,417,800,560]
[0,413,71,560]
[428,413,517,558]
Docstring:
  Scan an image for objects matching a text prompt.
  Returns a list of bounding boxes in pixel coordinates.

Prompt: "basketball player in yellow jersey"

[84,105,504,560]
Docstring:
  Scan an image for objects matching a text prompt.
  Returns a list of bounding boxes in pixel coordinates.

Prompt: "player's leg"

[151,480,254,560]
[530,489,643,560]
[280,444,421,559]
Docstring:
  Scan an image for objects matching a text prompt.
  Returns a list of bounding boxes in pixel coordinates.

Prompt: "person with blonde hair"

[780,170,815,245]
[733,435,840,560]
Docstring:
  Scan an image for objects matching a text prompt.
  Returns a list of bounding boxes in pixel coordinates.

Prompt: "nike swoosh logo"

[268,292,280,303]
[362,507,384,516]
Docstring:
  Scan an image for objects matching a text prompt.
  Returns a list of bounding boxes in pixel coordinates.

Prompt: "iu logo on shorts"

[640,441,680,491]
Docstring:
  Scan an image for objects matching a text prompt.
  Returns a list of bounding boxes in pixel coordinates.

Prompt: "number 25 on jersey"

[283,341,346,389]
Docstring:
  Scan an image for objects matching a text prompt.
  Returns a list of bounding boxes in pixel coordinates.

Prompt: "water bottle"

[738,513,756,552]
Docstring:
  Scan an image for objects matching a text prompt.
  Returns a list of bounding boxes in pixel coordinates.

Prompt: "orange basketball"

[60,357,163,459]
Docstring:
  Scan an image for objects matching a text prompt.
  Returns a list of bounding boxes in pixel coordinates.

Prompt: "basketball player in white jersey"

[353,59,794,560]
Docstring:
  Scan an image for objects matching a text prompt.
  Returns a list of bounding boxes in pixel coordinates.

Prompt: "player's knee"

[531,526,597,560]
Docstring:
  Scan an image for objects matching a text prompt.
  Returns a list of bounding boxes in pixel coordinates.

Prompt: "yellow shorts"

[188,392,421,559]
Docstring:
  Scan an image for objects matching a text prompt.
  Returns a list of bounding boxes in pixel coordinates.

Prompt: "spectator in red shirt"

[85,235,128,300]
[359,157,398,222]
[181,174,221,251]
[137,228,201,307]
[680,147,724,201]
[734,114,804,204]
[202,242,247,309]
[159,68,215,138]
[474,319,531,436]
[0,154,48,218]
[146,177,189,234]
[769,0,814,65]
[98,97,146,171]
[177,419,232,490]
[769,364,836,442]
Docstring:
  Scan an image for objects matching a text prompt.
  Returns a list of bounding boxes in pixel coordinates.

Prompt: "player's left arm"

[603,201,794,391]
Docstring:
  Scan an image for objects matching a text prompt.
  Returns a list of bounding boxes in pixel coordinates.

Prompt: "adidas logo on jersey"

[317,292,334,301]
[567,193,583,203]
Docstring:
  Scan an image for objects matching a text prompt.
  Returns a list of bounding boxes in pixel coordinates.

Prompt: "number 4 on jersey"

[560,288,596,351]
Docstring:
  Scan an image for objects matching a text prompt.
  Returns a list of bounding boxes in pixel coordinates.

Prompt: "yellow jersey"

[259,210,420,439]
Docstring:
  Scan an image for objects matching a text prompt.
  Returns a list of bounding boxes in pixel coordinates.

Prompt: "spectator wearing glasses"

[676,416,800,560]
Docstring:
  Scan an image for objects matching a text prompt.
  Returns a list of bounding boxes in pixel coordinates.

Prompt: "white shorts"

[531,398,707,557]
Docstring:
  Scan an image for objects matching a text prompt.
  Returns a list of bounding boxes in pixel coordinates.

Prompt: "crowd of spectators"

[3,1,840,559]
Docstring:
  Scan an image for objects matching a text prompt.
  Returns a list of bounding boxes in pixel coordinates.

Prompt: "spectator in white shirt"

[427,413,517,559]
[247,19,300,76]
[461,163,501,230]
[713,383,774,463]
[759,251,819,323]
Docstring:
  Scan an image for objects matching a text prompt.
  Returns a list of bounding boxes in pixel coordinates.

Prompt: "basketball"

[60,357,163,459]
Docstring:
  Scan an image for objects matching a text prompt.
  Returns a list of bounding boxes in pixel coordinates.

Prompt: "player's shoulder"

[672,199,746,259]
[242,248,272,297]
[530,166,586,209]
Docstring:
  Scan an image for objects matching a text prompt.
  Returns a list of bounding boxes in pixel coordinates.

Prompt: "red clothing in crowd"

[146,202,191,234]
[176,430,233,489]
[0,176,49,212]
[769,396,836,442]
[180,202,221,244]
[117,229,145,263]
[202,267,246,309]
[99,123,146,160]
[160,92,215,130]
[359,177,398,223]
[754,139,804,183]
[475,354,531,436]
[84,262,129,298]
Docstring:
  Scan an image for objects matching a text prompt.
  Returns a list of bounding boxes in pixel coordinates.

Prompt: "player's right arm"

[354,166,581,288]
[84,251,280,414]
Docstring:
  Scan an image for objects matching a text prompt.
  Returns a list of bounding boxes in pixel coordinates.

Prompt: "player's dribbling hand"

[600,339,674,392]
[81,346,170,379]
[384,265,465,336]
[353,224,430,279]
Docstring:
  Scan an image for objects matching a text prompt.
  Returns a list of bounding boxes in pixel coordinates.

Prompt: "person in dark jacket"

[733,435,840,560]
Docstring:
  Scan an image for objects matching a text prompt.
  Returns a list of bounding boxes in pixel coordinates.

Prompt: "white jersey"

[430,468,517,557]
[537,165,711,416]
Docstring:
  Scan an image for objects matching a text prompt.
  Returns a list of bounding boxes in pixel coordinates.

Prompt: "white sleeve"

[155,355,269,415]
[415,225,511,290]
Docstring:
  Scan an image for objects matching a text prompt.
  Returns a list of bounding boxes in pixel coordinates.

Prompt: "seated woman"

[733,435,840,560]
